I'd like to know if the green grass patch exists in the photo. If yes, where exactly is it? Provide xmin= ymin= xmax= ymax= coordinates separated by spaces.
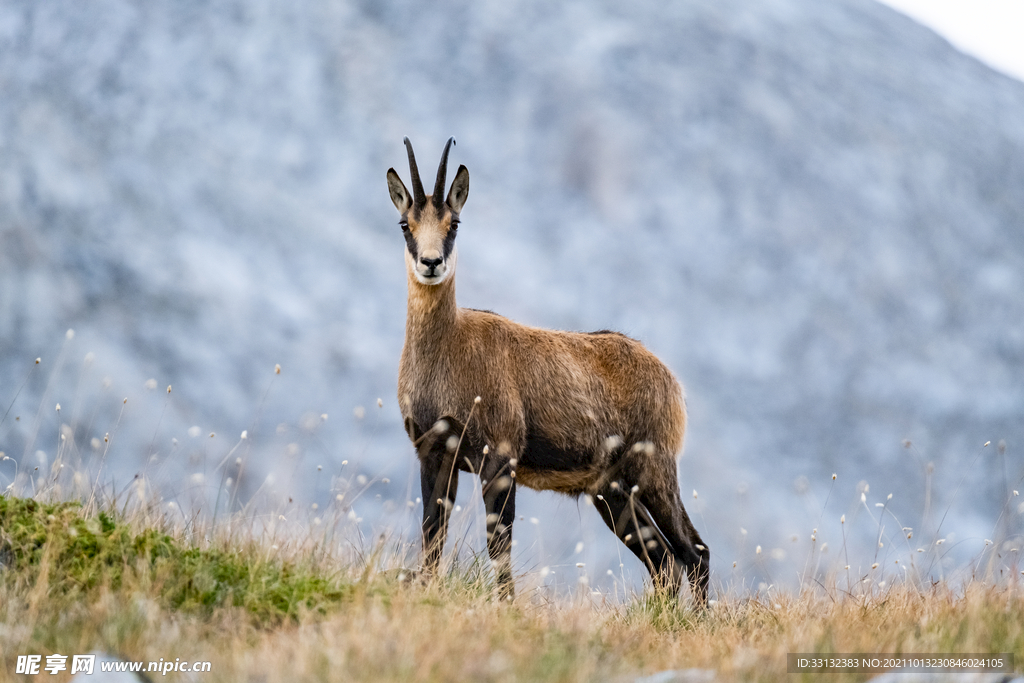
xmin=0 ymin=496 xmax=353 ymax=624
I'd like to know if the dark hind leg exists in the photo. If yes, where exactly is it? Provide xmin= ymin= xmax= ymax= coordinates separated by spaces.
xmin=635 ymin=476 xmax=710 ymax=605
xmin=593 ymin=481 xmax=683 ymax=593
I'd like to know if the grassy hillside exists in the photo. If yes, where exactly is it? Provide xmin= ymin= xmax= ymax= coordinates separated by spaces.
xmin=1 ymin=495 xmax=1021 ymax=682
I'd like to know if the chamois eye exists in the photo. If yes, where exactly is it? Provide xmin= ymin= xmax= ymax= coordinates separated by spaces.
xmin=399 ymin=221 xmax=409 ymax=232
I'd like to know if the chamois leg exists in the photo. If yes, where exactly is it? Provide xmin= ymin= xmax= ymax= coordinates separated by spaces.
xmin=481 ymin=458 xmax=517 ymax=601
xmin=637 ymin=480 xmax=710 ymax=605
xmin=419 ymin=438 xmax=460 ymax=580
xmin=594 ymin=482 xmax=682 ymax=594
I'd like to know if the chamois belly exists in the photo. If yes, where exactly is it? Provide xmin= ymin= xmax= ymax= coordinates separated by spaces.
xmin=516 ymin=430 xmax=602 ymax=494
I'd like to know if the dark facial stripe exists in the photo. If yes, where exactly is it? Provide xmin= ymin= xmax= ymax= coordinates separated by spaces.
xmin=401 ymin=212 xmax=419 ymax=261
xmin=403 ymin=226 xmax=419 ymax=261
xmin=442 ymin=218 xmax=458 ymax=260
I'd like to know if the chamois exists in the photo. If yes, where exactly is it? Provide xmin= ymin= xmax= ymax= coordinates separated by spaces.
xmin=386 ymin=137 xmax=709 ymax=603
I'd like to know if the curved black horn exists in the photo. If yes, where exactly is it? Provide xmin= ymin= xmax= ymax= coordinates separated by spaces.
xmin=433 ymin=137 xmax=455 ymax=212
xmin=404 ymin=137 xmax=426 ymax=208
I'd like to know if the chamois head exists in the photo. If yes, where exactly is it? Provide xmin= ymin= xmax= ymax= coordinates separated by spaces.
xmin=387 ymin=137 xmax=469 ymax=285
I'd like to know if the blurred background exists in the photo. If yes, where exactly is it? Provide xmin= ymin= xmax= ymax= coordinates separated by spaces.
xmin=1 ymin=0 xmax=1022 ymax=596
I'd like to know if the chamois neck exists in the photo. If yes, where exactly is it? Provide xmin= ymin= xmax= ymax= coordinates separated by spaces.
xmin=405 ymin=270 xmax=458 ymax=349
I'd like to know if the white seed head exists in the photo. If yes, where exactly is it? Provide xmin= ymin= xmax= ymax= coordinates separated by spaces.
xmin=530 ymin=517 xmax=539 ymax=525
xmin=695 ymin=544 xmax=705 ymax=551
xmin=275 ymin=364 xmax=281 ymax=374
xmin=576 ymin=562 xmax=584 ymax=568
xmin=317 ymin=465 xmax=322 ymax=471
xmin=166 ymin=385 xmax=172 ymax=394
xmin=984 ymin=441 xmax=991 ymax=447
xmin=832 ymin=473 xmax=836 ymax=480
xmin=861 ymin=492 xmax=867 ymax=503
xmin=210 ymin=432 xmax=215 ymax=438
xmin=474 ymin=396 xmax=481 ymax=404
xmin=603 ymin=435 xmax=623 ymax=452
xmin=377 ymin=398 xmax=383 ymax=408
xmin=483 ymin=445 xmax=490 ymax=455
xmin=55 ymin=403 xmax=60 ymax=412
xmin=624 ymin=534 xmax=633 ymax=542
xmin=433 ymin=420 xmax=449 ymax=434
xmin=145 ymin=378 xmax=157 ymax=390
xmin=692 ymin=489 xmax=698 ymax=499
xmin=35 ymin=357 xmax=41 ymax=364
xmin=756 ymin=545 xmax=762 ymax=554
xmin=840 ymin=515 xmax=845 ymax=524
xmin=887 ymin=493 xmax=892 ymax=500
xmin=872 ymin=563 xmax=879 ymax=569
xmin=631 ymin=485 xmax=639 ymax=493
xmin=241 ymin=430 xmax=248 ymax=439
xmin=66 ymin=328 xmax=75 ymax=340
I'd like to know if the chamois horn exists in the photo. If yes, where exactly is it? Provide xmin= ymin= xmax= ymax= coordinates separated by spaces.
xmin=404 ymin=137 xmax=426 ymax=208
xmin=433 ymin=137 xmax=455 ymax=213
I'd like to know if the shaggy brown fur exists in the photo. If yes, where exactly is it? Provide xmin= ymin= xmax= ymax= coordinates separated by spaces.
xmin=386 ymin=138 xmax=709 ymax=603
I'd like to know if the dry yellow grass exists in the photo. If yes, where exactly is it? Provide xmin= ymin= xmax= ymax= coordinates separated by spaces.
xmin=1 ymin=496 xmax=1021 ymax=683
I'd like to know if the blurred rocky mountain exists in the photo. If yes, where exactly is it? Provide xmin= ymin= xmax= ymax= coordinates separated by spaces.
xmin=1 ymin=0 xmax=1021 ymax=588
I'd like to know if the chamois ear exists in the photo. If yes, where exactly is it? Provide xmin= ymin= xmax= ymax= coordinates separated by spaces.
xmin=446 ymin=165 xmax=469 ymax=215
xmin=387 ymin=168 xmax=412 ymax=213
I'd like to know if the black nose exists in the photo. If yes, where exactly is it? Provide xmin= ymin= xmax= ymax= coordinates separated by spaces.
xmin=420 ymin=256 xmax=443 ymax=270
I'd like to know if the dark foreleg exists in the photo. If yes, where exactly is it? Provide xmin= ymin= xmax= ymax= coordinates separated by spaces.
xmin=419 ymin=437 xmax=460 ymax=578
xmin=481 ymin=459 xmax=517 ymax=600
